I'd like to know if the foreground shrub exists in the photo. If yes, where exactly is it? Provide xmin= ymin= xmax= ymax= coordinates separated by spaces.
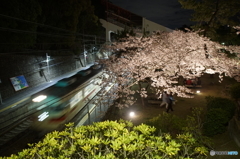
xmin=2 ymin=120 xmax=208 ymax=159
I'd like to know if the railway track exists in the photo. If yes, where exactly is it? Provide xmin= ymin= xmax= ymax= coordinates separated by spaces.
xmin=0 ymin=123 xmax=42 ymax=157
xmin=0 ymin=68 xmax=114 ymax=157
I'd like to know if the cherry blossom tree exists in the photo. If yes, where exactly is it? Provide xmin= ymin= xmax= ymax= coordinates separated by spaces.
xmin=99 ymin=30 xmax=240 ymax=108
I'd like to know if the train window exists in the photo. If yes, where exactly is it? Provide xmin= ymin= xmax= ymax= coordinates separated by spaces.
xmin=55 ymin=77 xmax=77 ymax=87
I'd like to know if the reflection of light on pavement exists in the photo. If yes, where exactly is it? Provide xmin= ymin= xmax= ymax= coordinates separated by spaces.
xmin=38 ymin=112 xmax=49 ymax=121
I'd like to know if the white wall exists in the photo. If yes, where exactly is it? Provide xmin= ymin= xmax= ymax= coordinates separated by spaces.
xmin=100 ymin=19 xmax=124 ymax=42
xmin=142 ymin=18 xmax=173 ymax=34
xmin=100 ymin=18 xmax=173 ymax=42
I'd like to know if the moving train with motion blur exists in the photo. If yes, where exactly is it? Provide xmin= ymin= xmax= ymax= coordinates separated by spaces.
xmin=29 ymin=64 xmax=114 ymax=131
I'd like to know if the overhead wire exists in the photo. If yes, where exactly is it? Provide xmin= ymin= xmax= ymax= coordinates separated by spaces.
xmin=0 ymin=13 xmax=105 ymax=42
xmin=0 ymin=13 xmax=96 ymax=37
xmin=0 ymin=26 xmax=104 ymax=43
xmin=0 ymin=13 xmax=106 ymax=54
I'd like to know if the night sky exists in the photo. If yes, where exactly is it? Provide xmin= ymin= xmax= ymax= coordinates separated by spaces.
xmin=110 ymin=0 xmax=195 ymax=30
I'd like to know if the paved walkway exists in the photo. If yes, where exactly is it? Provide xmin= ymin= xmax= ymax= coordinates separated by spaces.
xmin=0 ymin=64 xmax=93 ymax=114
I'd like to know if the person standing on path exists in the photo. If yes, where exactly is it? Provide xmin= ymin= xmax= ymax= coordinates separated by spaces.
xmin=166 ymin=92 xmax=174 ymax=113
xmin=160 ymin=91 xmax=169 ymax=108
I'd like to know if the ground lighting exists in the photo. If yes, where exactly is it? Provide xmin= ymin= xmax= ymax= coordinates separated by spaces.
xmin=129 ymin=111 xmax=135 ymax=118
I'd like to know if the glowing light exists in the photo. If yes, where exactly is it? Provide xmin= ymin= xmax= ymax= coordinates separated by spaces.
xmin=196 ymin=90 xmax=200 ymax=93
xmin=129 ymin=112 xmax=135 ymax=118
xmin=32 ymin=95 xmax=47 ymax=102
xmin=38 ymin=111 xmax=49 ymax=121
xmin=205 ymin=69 xmax=215 ymax=74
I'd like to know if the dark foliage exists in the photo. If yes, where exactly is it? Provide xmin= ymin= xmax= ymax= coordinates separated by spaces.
xmin=205 ymin=96 xmax=236 ymax=120
xmin=230 ymin=83 xmax=240 ymax=100
xmin=203 ymin=96 xmax=236 ymax=136
xmin=203 ymin=108 xmax=229 ymax=137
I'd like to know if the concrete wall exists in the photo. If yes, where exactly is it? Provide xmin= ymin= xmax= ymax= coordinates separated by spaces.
xmin=0 ymin=52 xmax=96 ymax=100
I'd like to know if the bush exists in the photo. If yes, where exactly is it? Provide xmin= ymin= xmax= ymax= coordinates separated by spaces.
xmin=203 ymin=96 xmax=236 ymax=136
xmin=205 ymin=96 xmax=236 ymax=120
xmin=145 ymin=112 xmax=186 ymax=136
xmin=2 ymin=120 xmax=208 ymax=159
xmin=146 ymin=107 xmax=213 ymax=149
xmin=230 ymin=83 xmax=240 ymax=100
xmin=183 ymin=107 xmax=213 ymax=149
xmin=203 ymin=108 xmax=229 ymax=137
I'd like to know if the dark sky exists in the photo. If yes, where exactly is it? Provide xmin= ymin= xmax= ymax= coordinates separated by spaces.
xmin=110 ymin=0 xmax=195 ymax=30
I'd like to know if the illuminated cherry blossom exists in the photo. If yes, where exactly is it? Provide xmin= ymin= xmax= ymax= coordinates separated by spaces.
xmin=100 ymin=30 xmax=240 ymax=108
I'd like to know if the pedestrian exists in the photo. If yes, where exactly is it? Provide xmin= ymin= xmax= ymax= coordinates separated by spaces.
xmin=166 ymin=92 xmax=174 ymax=112
xmin=197 ymin=78 xmax=201 ymax=85
xmin=160 ymin=91 xmax=168 ymax=108
xmin=192 ymin=78 xmax=197 ymax=87
xmin=183 ymin=79 xmax=187 ymax=85
xmin=186 ymin=79 xmax=192 ymax=85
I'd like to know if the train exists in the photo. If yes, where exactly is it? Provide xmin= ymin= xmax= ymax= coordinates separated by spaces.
xmin=29 ymin=64 xmax=114 ymax=131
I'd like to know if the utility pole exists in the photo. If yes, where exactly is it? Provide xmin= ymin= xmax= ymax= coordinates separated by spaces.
xmin=46 ymin=53 xmax=50 ymax=74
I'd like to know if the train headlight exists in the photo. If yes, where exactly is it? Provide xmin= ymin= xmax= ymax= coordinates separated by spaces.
xmin=32 ymin=95 xmax=47 ymax=102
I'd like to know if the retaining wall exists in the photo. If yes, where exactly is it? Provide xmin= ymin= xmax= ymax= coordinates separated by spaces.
xmin=0 ymin=52 xmax=96 ymax=100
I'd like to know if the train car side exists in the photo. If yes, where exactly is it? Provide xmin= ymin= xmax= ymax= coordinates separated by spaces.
xmin=29 ymin=65 xmax=107 ymax=131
